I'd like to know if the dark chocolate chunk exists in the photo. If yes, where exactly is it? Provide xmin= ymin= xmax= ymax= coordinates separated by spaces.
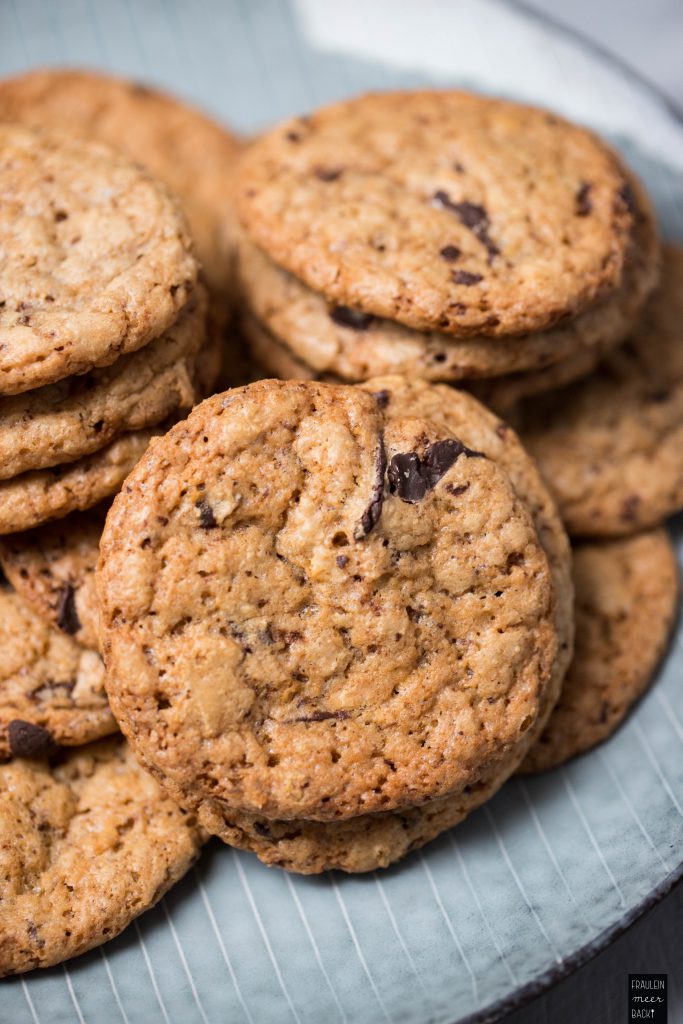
xmin=196 ymin=500 xmax=217 ymax=529
xmin=452 ymin=270 xmax=483 ymax=286
xmin=295 ymin=710 xmax=350 ymax=722
xmin=575 ymin=182 xmax=593 ymax=217
xmin=354 ymin=434 xmax=387 ymax=540
xmin=315 ymin=167 xmax=342 ymax=182
xmin=446 ymin=482 xmax=470 ymax=497
xmin=620 ymin=494 xmax=641 ymax=522
xmin=372 ymin=389 xmax=390 ymax=409
xmin=388 ymin=438 xmax=484 ymax=504
xmin=56 ymin=584 xmax=81 ymax=635
xmin=329 ymin=306 xmax=375 ymax=330
xmin=432 ymin=192 xmax=500 ymax=262
xmin=336 ymin=555 xmax=349 ymax=568
xmin=439 ymin=245 xmax=461 ymax=262
xmin=8 ymin=720 xmax=60 ymax=759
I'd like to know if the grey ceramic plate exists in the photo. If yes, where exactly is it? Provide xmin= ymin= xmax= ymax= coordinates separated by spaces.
xmin=2 ymin=2 xmax=683 ymax=1022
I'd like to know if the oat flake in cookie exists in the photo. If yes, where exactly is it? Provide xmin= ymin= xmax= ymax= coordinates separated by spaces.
xmin=0 ymin=736 xmax=204 ymax=975
xmin=0 ymin=124 xmax=197 ymax=395
xmin=98 ymin=379 xmax=557 ymax=827
xmin=0 ymin=586 xmax=115 ymax=760
xmin=236 ymin=91 xmax=643 ymax=337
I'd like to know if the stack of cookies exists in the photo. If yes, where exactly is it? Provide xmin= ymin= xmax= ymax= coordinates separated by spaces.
xmin=2 ymin=81 xmax=681 ymax=978
xmin=233 ymin=91 xmax=660 ymax=403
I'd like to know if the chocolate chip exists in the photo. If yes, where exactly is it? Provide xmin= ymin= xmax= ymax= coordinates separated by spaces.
xmin=439 ymin=245 xmax=461 ymax=262
xmin=27 ymin=922 xmax=45 ymax=950
xmin=196 ymin=500 xmax=217 ymax=529
xmin=620 ymin=494 xmax=641 ymax=522
xmin=54 ymin=210 xmax=68 ymax=222
xmin=295 ymin=710 xmax=350 ymax=722
xmin=56 ymin=585 xmax=81 ymax=635
xmin=286 ymin=131 xmax=301 ymax=143
xmin=575 ymin=182 xmax=593 ymax=216
xmin=616 ymin=182 xmax=637 ymax=215
xmin=254 ymin=821 xmax=272 ymax=837
xmin=432 ymin=192 xmax=500 ymax=262
xmin=8 ymin=720 xmax=60 ymax=759
xmin=315 ymin=167 xmax=342 ymax=182
xmin=446 ymin=482 xmax=470 ymax=496
xmin=336 ymin=555 xmax=349 ymax=568
xmin=388 ymin=439 xmax=484 ymax=503
xmin=354 ymin=434 xmax=387 ymax=540
xmin=452 ymin=270 xmax=483 ymax=286
xmin=329 ymin=306 xmax=375 ymax=330
xmin=372 ymin=389 xmax=390 ymax=409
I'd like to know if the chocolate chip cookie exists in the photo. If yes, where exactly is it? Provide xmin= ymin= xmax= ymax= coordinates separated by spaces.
xmin=236 ymin=91 xmax=650 ymax=338
xmin=0 ymin=507 xmax=104 ymax=651
xmin=0 ymin=427 xmax=159 ymax=535
xmin=0 ymin=288 xmax=206 ymax=480
xmin=517 ymin=244 xmax=683 ymax=536
xmin=521 ymin=529 xmax=678 ymax=772
xmin=98 ymin=379 xmax=558 ymax=827
xmin=0 ymin=585 xmax=115 ymax=759
xmin=0 ymin=124 xmax=197 ymax=396
xmin=0 ymin=736 xmax=204 ymax=974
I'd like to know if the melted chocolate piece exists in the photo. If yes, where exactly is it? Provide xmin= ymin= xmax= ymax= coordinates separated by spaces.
xmin=439 ymin=245 xmax=461 ymax=262
xmin=575 ymin=182 xmax=593 ymax=217
xmin=372 ymin=389 xmax=390 ymax=409
xmin=452 ymin=270 xmax=483 ymax=286
xmin=354 ymin=434 xmax=387 ymax=540
xmin=432 ymin=192 xmax=500 ymax=262
xmin=294 ymin=710 xmax=350 ymax=722
xmin=329 ymin=306 xmax=375 ymax=330
xmin=388 ymin=439 xmax=484 ymax=503
xmin=8 ymin=720 xmax=60 ymax=759
xmin=196 ymin=500 xmax=218 ymax=529
xmin=56 ymin=584 xmax=81 ymax=635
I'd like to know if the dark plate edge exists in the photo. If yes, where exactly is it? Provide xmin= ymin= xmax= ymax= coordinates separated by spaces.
xmin=454 ymin=3 xmax=683 ymax=1022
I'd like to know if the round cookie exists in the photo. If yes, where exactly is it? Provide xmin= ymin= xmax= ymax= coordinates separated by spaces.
xmin=236 ymin=90 xmax=646 ymax=337
xmin=0 ymin=124 xmax=197 ymax=396
xmin=0 ymin=427 xmax=159 ymax=535
xmin=190 ymin=376 xmax=576 ymax=873
xmin=0 ymin=68 xmax=241 ymax=299
xmin=0 ymin=507 xmax=104 ymax=651
xmin=0 ymin=736 xmax=204 ymax=975
xmin=0 ymin=586 xmax=114 ymax=760
xmin=516 ymin=244 xmax=683 ymax=536
xmin=0 ymin=288 xmax=206 ymax=480
xmin=520 ymin=529 xmax=678 ymax=773
xmin=98 ymin=379 xmax=558 ymax=824
xmin=236 ymin=201 xmax=657 ymax=380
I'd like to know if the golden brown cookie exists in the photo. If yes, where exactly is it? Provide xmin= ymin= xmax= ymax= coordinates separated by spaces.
xmin=516 ymin=245 xmax=683 ymax=536
xmin=98 ymin=379 xmax=558 ymax=828
xmin=0 ymin=124 xmax=197 ymax=396
xmin=0 ymin=736 xmax=204 ymax=975
xmin=0 ymin=68 xmax=241 ymax=298
xmin=520 ymin=529 xmax=678 ymax=772
xmin=0 ymin=585 xmax=115 ymax=759
xmin=0 ymin=288 xmax=206 ymax=480
xmin=0 ymin=427 xmax=158 ymax=535
xmin=0 ymin=508 xmax=104 ymax=651
xmin=236 ymin=91 xmax=649 ymax=338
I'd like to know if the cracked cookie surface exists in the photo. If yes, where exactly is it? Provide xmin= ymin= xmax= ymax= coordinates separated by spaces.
xmin=0 ymin=736 xmax=204 ymax=975
xmin=236 ymin=91 xmax=645 ymax=337
xmin=520 ymin=529 xmax=678 ymax=772
xmin=98 ymin=379 xmax=558 ymax=824
xmin=517 ymin=245 xmax=683 ymax=536
xmin=0 ymin=585 xmax=115 ymax=759
xmin=0 ymin=124 xmax=197 ymax=395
